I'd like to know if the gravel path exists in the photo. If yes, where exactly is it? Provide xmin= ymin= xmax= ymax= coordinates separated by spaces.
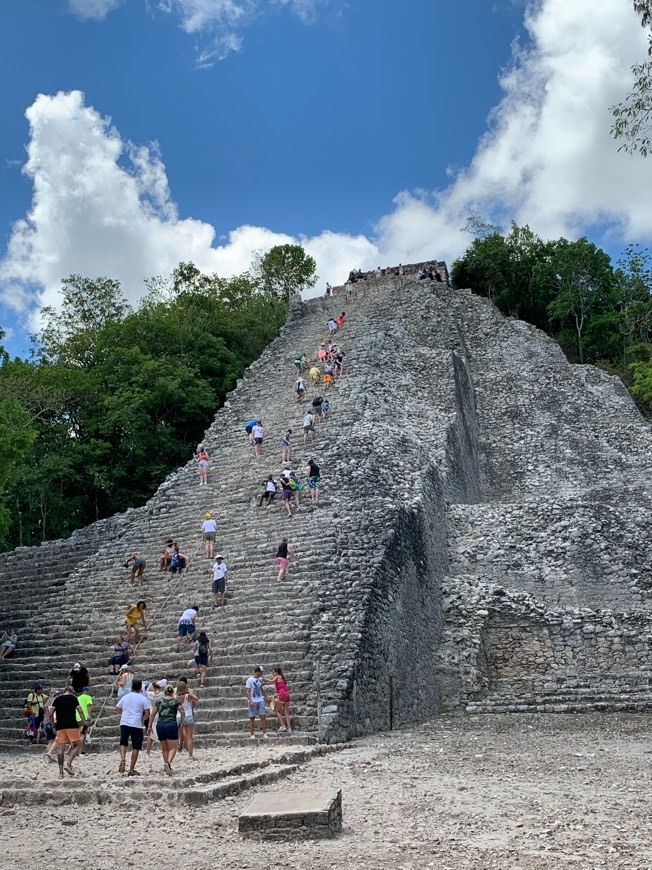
xmin=2 ymin=713 xmax=650 ymax=868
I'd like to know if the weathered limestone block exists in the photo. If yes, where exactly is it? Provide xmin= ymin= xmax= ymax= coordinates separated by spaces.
xmin=238 ymin=789 xmax=342 ymax=840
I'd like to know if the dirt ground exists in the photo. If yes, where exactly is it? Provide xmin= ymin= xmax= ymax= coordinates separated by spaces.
xmin=2 ymin=713 xmax=651 ymax=869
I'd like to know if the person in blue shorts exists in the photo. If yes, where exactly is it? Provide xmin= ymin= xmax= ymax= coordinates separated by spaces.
xmin=176 ymin=605 xmax=199 ymax=651
xmin=246 ymin=665 xmax=268 ymax=740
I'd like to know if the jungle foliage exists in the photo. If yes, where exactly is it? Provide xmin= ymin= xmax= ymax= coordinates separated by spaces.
xmin=0 ymin=246 xmax=309 ymax=548
xmin=451 ymin=223 xmax=652 ymax=411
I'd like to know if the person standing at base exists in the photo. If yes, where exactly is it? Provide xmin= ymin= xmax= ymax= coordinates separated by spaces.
xmin=212 ymin=555 xmax=228 ymax=607
xmin=267 ymin=667 xmax=292 ymax=733
xmin=24 ymin=682 xmax=47 ymax=741
xmin=51 ymin=687 xmax=87 ymax=778
xmin=115 ymin=678 xmax=151 ymax=776
xmin=76 ymin=686 xmax=94 ymax=751
xmin=148 ymin=683 xmax=184 ymax=775
xmin=246 ymin=666 xmax=268 ymax=740
xmin=202 ymin=513 xmax=217 ymax=559
xmin=276 ymin=537 xmax=294 ymax=581
xmin=43 ymin=690 xmax=60 ymax=761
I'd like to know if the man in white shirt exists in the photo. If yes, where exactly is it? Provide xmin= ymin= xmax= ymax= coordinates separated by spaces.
xmin=245 ymin=666 xmax=268 ymax=740
xmin=115 ymin=679 xmax=151 ymax=777
xmin=202 ymin=512 xmax=217 ymax=558
xmin=252 ymin=422 xmax=264 ymax=456
xmin=212 ymin=555 xmax=228 ymax=607
xmin=176 ymin=606 xmax=199 ymax=651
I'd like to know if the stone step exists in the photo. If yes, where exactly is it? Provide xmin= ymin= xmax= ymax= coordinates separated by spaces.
xmin=0 ymin=743 xmax=335 ymax=805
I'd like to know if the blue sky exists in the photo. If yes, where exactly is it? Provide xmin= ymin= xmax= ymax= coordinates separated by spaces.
xmin=0 ymin=0 xmax=651 ymax=358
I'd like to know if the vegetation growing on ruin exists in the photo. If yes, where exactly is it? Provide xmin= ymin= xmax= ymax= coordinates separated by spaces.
xmin=451 ymin=224 xmax=652 ymax=413
xmin=0 ymin=245 xmax=315 ymax=548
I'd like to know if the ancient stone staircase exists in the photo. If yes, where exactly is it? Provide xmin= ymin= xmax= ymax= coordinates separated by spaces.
xmin=0 ymin=274 xmax=469 ymax=749
xmin=2 ymin=273 xmax=652 ymax=754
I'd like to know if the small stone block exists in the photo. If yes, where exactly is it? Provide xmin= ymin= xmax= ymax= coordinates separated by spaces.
xmin=239 ymin=790 xmax=342 ymax=840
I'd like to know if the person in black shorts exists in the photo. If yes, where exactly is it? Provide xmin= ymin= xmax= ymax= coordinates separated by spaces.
xmin=115 ymin=679 xmax=152 ymax=776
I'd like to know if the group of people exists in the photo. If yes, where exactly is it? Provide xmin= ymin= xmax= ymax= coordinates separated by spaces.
xmin=24 ymin=655 xmax=292 ymax=777
xmin=9 ymin=291 xmax=358 ymax=771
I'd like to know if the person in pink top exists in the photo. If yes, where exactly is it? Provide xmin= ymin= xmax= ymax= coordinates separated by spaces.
xmin=267 ymin=666 xmax=292 ymax=733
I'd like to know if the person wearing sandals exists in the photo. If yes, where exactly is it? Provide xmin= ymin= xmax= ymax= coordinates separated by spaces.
xmin=176 ymin=678 xmax=199 ymax=761
xmin=148 ymin=683 xmax=184 ymax=775
xmin=51 ymin=687 xmax=87 ymax=778
xmin=267 ymin=666 xmax=292 ymax=733
xmin=193 ymin=632 xmax=212 ymax=687
xmin=145 ymin=679 xmax=165 ymax=755
xmin=116 ymin=678 xmax=151 ymax=777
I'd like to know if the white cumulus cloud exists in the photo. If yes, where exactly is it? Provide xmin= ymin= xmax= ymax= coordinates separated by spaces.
xmin=3 ymin=1 xmax=652 ymax=332
xmin=0 ymin=90 xmax=377 ymax=325
xmin=69 ymin=0 xmax=329 ymax=62
xmin=67 ymin=0 xmax=124 ymax=21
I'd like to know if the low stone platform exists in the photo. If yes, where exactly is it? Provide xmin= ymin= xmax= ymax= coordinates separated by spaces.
xmin=238 ymin=789 xmax=342 ymax=840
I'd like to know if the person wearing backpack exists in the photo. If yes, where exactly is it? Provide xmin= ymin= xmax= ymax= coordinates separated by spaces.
xmin=193 ymin=632 xmax=213 ymax=688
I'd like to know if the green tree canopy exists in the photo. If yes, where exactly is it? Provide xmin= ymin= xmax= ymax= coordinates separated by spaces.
xmin=253 ymin=244 xmax=317 ymax=302
xmin=0 ymin=262 xmax=288 ymax=549
xmin=611 ymin=2 xmax=652 ymax=155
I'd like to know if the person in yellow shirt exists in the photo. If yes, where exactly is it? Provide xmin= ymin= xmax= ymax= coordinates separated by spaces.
xmin=124 ymin=601 xmax=147 ymax=643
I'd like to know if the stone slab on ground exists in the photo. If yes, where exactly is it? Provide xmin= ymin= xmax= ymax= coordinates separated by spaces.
xmin=239 ymin=788 xmax=342 ymax=840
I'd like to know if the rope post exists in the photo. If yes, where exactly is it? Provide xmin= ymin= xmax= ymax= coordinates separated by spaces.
xmin=316 ymin=661 xmax=322 ymax=743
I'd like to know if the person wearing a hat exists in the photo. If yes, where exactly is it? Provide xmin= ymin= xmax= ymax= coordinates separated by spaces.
xmin=212 ymin=555 xmax=228 ymax=608
xmin=245 ymin=666 xmax=269 ymax=740
xmin=66 ymin=662 xmax=91 ymax=695
xmin=202 ymin=512 xmax=218 ymax=559
xmin=24 ymin=682 xmax=47 ymax=741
